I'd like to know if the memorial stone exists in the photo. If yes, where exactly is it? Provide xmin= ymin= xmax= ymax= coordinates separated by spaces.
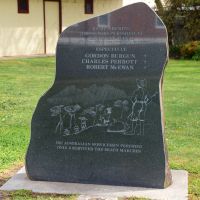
xmin=26 ymin=3 xmax=172 ymax=188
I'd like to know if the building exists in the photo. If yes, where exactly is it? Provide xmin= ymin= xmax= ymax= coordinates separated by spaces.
xmin=0 ymin=0 xmax=161 ymax=57
xmin=0 ymin=0 xmax=123 ymax=57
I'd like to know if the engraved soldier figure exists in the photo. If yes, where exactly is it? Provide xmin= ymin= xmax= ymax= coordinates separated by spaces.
xmin=127 ymin=79 xmax=157 ymax=135
xmin=128 ymin=79 xmax=146 ymax=135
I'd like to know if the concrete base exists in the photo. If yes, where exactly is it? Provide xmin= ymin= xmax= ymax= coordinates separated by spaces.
xmin=0 ymin=168 xmax=188 ymax=200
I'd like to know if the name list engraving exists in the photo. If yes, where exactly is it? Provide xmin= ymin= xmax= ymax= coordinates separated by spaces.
xmin=81 ymin=47 xmax=138 ymax=71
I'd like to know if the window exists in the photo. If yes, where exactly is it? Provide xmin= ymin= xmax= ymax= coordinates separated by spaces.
xmin=18 ymin=0 xmax=29 ymax=14
xmin=85 ymin=0 xmax=93 ymax=14
xmin=98 ymin=15 xmax=110 ymax=27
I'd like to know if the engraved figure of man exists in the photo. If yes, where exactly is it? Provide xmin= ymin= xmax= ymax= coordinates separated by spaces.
xmin=127 ymin=79 xmax=146 ymax=135
xmin=127 ymin=79 xmax=157 ymax=135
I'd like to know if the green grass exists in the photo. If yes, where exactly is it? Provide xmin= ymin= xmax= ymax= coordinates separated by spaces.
xmin=1 ymin=190 xmax=77 ymax=200
xmin=0 ymin=58 xmax=199 ymax=199
xmin=163 ymin=60 xmax=200 ymax=199
xmin=0 ymin=57 xmax=55 ymax=172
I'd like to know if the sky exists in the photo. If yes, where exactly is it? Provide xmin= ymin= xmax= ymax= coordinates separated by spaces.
xmin=123 ymin=0 xmax=156 ymax=8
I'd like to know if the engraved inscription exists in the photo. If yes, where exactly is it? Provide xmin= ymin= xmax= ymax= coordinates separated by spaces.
xmin=56 ymin=141 xmax=143 ymax=154
xmin=81 ymin=47 xmax=138 ymax=71
xmin=80 ymin=26 xmax=143 ymax=39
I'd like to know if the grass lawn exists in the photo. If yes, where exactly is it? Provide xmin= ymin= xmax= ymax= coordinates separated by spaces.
xmin=0 ymin=57 xmax=199 ymax=200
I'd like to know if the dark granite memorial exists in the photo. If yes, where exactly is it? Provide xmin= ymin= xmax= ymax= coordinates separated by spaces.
xmin=26 ymin=3 xmax=172 ymax=188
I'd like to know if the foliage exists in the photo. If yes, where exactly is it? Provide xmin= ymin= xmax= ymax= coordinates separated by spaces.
xmin=180 ymin=41 xmax=200 ymax=59
xmin=169 ymin=41 xmax=200 ymax=59
xmin=157 ymin=0 xmax=200 ymax=45
xmin=155 ymin=0 xmax=164 ymax=14
xmin=169 ymin=45 xmax=182 ymax=59
xmin=192 ymin=46 xmax=200 ymax=61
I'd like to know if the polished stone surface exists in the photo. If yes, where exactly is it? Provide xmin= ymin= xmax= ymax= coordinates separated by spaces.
xmin=0 ymin=168 xmax=188 ymax=200
xmin=26 ymin=3 xmax=172 ymax=188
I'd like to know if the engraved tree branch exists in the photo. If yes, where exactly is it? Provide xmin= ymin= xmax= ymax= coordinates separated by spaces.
xmin=64 ymin=104 xmax=81 ymax=131
xmin=50 ymin=105 xmax=64 ymax=134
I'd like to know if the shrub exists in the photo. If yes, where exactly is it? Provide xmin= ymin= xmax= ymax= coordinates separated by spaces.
xmin=180 ymin=41 xmax=200 ymax=59
xmin=169 ymin=45 xmax=182 ymax=59
xmin=192 ymin=46 xmax=200 ymax=61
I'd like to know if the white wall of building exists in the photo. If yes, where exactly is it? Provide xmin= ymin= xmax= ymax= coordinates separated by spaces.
xmin=0 ymin=0 xmax=44 ymax=57
xmin=62 ymin=0 xmax=123 ymax=30
xmin=0 ymin=0 xmax=123 ymax=57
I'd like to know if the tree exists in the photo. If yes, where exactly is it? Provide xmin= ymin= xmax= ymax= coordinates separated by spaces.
xmin=95 ymin=104 xmax=105 ymax=125
xmin=50 ymin=105 xmax=64 ymax=134
xmin=114 ymin=100 xmax=129 ymax=121
xmin=156 ymin=0 xmax=200 ymax=44
xmin=121 ymin=100 xmax=129 ymax=120
xmin=82 ymin=107 xmax=97 ymax=126
xmin=64 ymin=104 xmax=81 ymax=130
xmin=155 ymin=0 xmax=164 ymax=15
